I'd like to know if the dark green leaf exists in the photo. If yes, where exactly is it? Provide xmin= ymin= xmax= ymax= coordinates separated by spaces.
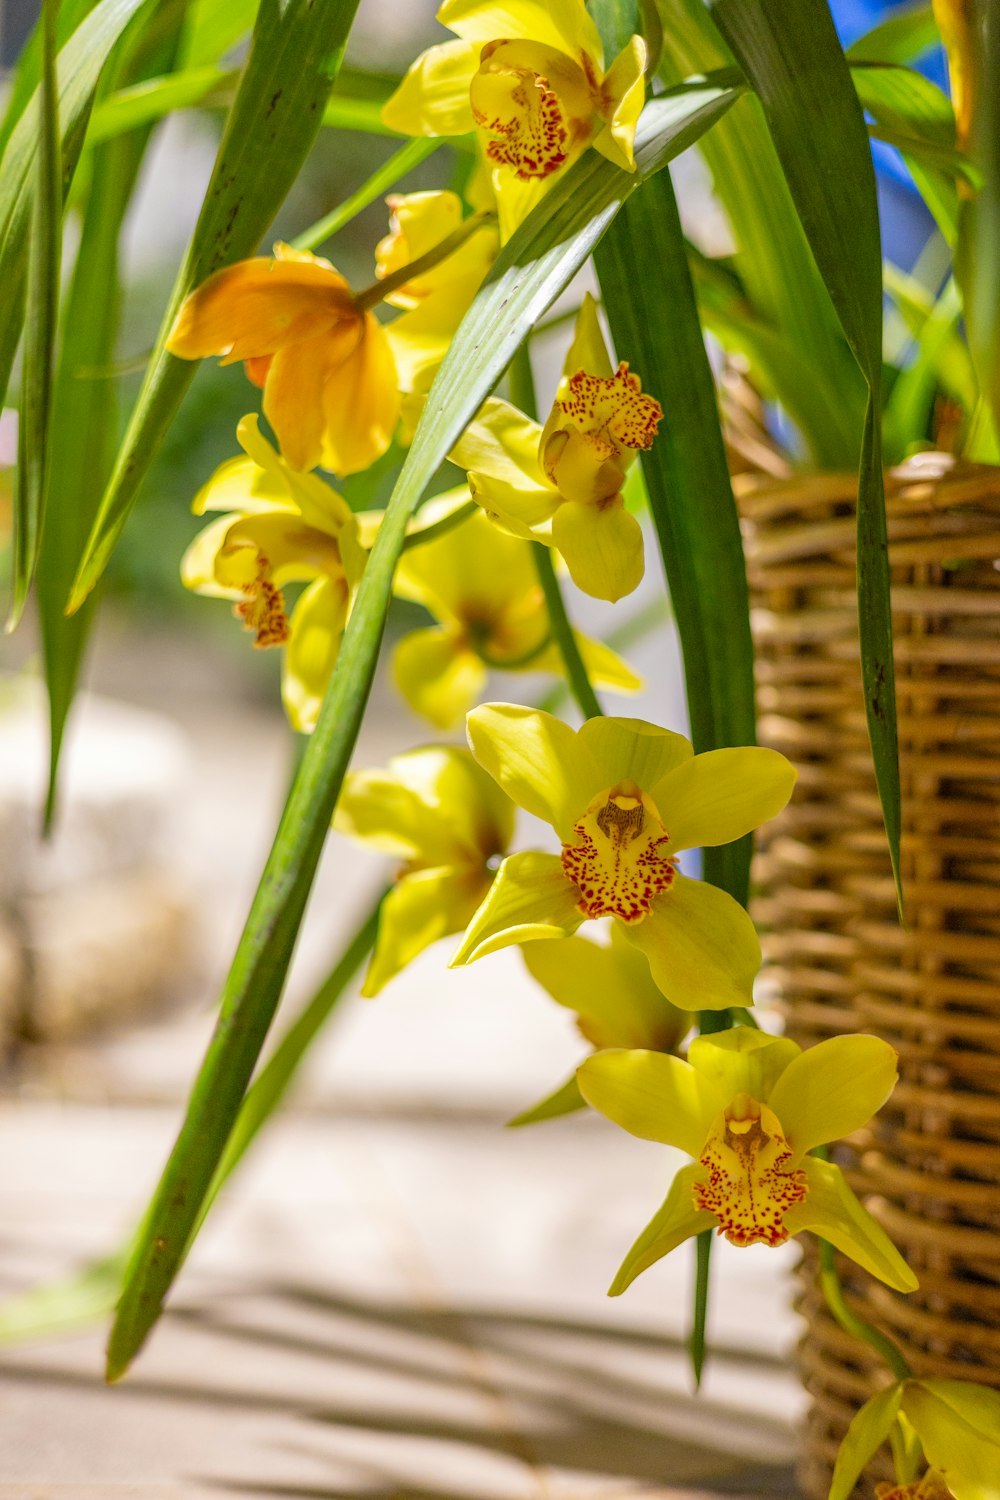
xmin=69 ymin=0 xmax=367 ymax=613
xmin=658 ymin=0 xmax=866 ymax=467
xmin=0 ymin=0 xmax=97 ymax=160
xmin=37 ymin=7 xmax=189 ymax=825
xmin=596 ymin=171 xmax=755 ymax=901
xmin=9 ymin=0 xmax=62 ymax=631
xmin=104 ymin=80 xmax=744 ymax=1383
xmin=708 ymin=0 xmax=902 ymax=906
xmin=954 ymin=0 xmax=1000 ymax=439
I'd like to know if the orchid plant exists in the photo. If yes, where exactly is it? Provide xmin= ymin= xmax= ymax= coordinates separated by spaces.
xmin=3 ymin=0 xmax=999 ymax=1494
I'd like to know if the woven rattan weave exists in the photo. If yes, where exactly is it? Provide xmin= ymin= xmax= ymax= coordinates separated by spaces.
xmin=736 ymin=453 xmax=1000 ymax=1497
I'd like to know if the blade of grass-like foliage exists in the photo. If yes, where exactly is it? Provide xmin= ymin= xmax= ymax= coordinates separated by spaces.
xmin=104 ymin=80 xmax=744 ymax=1383
xmin=0 ymin=892 xmax=381 ymax=1346
xmin=658 ymin=0 xmax=866 ymax=467
xmin=87 ymin=63 xmax=237 ymax=140
xmin=885 ymin=275 xmax=970 ymax=444
xmin=597 ymin=170 xmax=755 ymax=1389
xmin=37 ymin=9 xmax=190 ymax=825
xmin=845 ymin=2 xmax=939 ymax=65
xmin=179 ymin=0 xmax=259 ymax=67
xmin=68 ymin=0 xmax=366 ymax=614
xmin=293 ymin=138 xmax=441 ymax=252
xmin=9 ymin=0 xmax=62 ymax=632
xmin=708 ymin=0 xmax=902 ymax=907
xmin=0 ymin=0 xmax=152 ymax=442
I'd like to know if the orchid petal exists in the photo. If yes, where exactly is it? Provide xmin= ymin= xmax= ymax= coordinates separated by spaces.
xmin=282 ymin=576 xmax=349 ymax=733
xmin=576 ymin=715 xmax=692 ymax=792
xmin=523 ymin=931 xmax=688 ymax=1051
xmin=166 ymin=255 xmax=353 ymax=362
xmin=364 ymin=866 xmax=488 ymax=996
xmin=577 ymin=1049 xmax=723 ymax=1157
xmin=392 ymin=628 xmax=487 ymax=730
xmin=438 ymin=0 xmax=603 ymax=66
xmin=593 ymin=36 xmax=646 ymax=172
xmin=559 ymin=292 xmax=613 ymax=381
xmin=624 ymin=873 xmax=761 ymax=1012
xmin=192 ymin=453 xmax=292 ymax=517
xmin=467 ymin=702 xmax=598 ymax=840
xmin=319 ymin=315 xmax=400 ymax=477
xmin=784 ymin=1158 xmax=918 ymax=1292
xmin=380 ymin=39 xmax=478 ymax=136
xmin=651 ymin=747 xmax=797 ymax=853
xmin=181 ymin=515 xmax=243 ymax=598
xmin=451 ymin=397 xmax=547 ymax=488
xmin=532 ymin=631 xmax=643 ymax=695
xmin=768 ymin=1035 xmax=899 ymax=1161
xmin=687 ymin=1029 xmax=801 ymax=1107
xmin=606 ymin=1164 xmax=715 ymax=1295
xmin=450 ymin=850 xmax=583 ymax=964
xmin=551 ymin=497 xmax=644 ymax=601
xmin=902 ymin=1384 xmax=1000 ymax=1500
xmin=263 ymin=332 xmax=334 ymax=473
xmin=828 ymin=1385 xmax=904 ymax=1500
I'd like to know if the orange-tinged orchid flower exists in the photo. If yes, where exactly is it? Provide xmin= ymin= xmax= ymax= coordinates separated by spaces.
xmin=167 ymin=243 xmax=398 ymax=477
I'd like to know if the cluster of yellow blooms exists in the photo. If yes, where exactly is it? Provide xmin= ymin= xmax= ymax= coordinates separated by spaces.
xmin=166 ymin=3 xmax=999 ymax=1493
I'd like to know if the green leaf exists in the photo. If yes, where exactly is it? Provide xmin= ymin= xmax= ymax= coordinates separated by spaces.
xmin=68 ymin=0 xmax=367 ymax=614
xmin=853 ymin=61 xmax=956 ymax=147
xmin=0 ymin=1251 xmax=127 ymax=1345
xmin=0 ymin=0 xmax=98 ymax=160
xmin=179 ymin=0 xmax=259 ymax=67
xmin=37 ymin=8 xmax=189 ymax=825
xmin=104 ymin=80 xmax=743 ymax=1383
xmin=708 ymin=0 xmax=902 ymax=908
xmin=845 ymin=2 xmax=939 ymax=65
xmin=596 ymin=171 xmax=755 ymax=902
xmin=9 ymin=0 xmax=63 ymax=632
xmin=0 ymin=0 xmax=152 ymax=445
xmin=87 ymin=64 xmax=236 ymax=142
xmin=657 ymin=0 xmax=867 ymax=467
xmin=885 ymin=275 xmax=975 ymax=446
xmin=828 ymin=1384 xmax=904 ymax=1500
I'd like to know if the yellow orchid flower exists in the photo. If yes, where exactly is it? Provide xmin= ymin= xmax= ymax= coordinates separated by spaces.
xmin=577 ymin=1029 xmax=918 ymax=1294
xmin=334 ymin=745 xmax=514 ymax=996
xmin=167 ymin=242 xmax=398 ymax=476
xmin=391 ymin=508 xmax=642 ymax=728
xmin=180 ymin=414 xmax=364 ymax=733
xmin=832 ymin=1377 xmax=1000 ymax=1500
xmin=452 ymin=703 xmax=796 ymax=1012
xmin=450 ymin=295 xmax=661 ymax=601
xmin=167 ymin=194 xmax=497 ymax=475
xmin=511 ymin=926 xmax=690 ymax=1126
xmin=381 ymin=0 xmax=647 ymax=236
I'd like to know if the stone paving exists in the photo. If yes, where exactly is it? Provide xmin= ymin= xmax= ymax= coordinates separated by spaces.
xmin=0 ymin=614 xmax=805 ymax=1497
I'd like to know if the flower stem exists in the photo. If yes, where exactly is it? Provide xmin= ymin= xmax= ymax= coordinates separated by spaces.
xmin=354 ymin=208 xmax=495 ymax=312
xmin=292 ymin=139 xmax=441 ymax=254
xmin=508 ymin=342 xmax=604 ymax=722
xmin=817 ymin=1234 xmax=912 ymax=1384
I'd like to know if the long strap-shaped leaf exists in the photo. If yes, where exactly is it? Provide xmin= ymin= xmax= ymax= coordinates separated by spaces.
xmin=595 ymin=169 xmax=756 ymax=1387
xmin=68 ymin=0 xmax=364 ymax=613
xmin=9 ymin=0 xmax=62 ymax=631
xmin=38 ymin=7 xmax=190 ymax=824
xmin=104 ymin=80 xmax=743 ymax=1383
xmin=0 ymin=0 xmax=152 ymax=434
xmin=708 ymin=0 xmax=903 ymax=904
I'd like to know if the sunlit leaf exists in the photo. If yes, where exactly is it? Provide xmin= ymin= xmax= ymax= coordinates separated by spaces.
xmin=708 ymin=0 xmax=902 ymax=906
xmin=845 ymin=2 xmax=939 ymax=65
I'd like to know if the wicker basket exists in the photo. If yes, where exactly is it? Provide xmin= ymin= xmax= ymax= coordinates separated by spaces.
xmin=736 ymin=453 xmax=1000 ymax=1498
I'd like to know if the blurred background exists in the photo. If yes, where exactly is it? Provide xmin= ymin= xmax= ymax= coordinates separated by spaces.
xmin=0 ymin=1 xmax=945 ymax=1495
